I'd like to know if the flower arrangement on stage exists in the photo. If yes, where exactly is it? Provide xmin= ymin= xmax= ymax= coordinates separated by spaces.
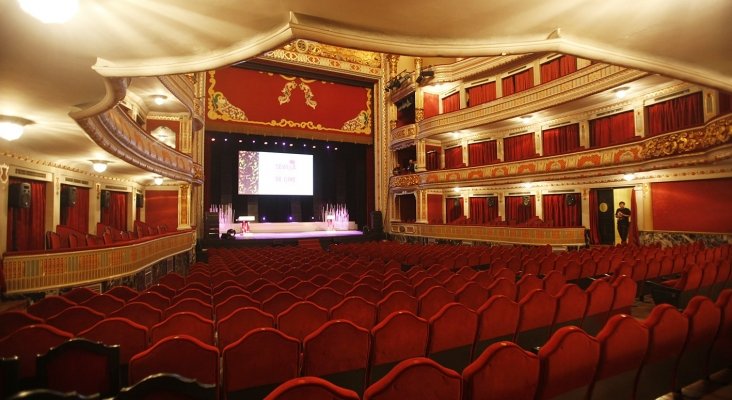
xmin=322 ymin=203 xmax=349 ymax=230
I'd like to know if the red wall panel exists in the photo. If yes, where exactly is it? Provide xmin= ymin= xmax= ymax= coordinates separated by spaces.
xmin=651 ymin=178 xmax=732 ymax=233
xmin=145 ymin=190 xmax=178 ymax=231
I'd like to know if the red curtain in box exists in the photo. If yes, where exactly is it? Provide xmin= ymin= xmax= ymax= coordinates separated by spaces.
xmin=469 ymin=197 xmax=498 ymax=224
xmin=589 ymin=111 xmax=635 ymax=148
xmin=542 ymin=194 xmax=582 ymax=227
xmin=423 ymin=92 xmax=440 ymax=119
xmin=101 ymin=191 xmax=128 ymax=232
xmin=444 ymin=146 xmax=464 ymax=168
xmin=720 ymin=92 xmax=731 ymax=114
xmin=645 ymin=92 xmax=704 ymax=136
xmin=467 ymin=81 xmax=496 ymax=107
xmin=468 ymin=141 xmax=498 ymax=166
xmin=442 ymin=92 xmax=461 ymax=114
xmin=629 ymin=190 xmax=639 ymax=245
xmin=145 ymin=190 xmax=179 ymax=232
xmin=446 ymin=197 xmax=464 ymax=223
xmin=589 ymin=189 xmax=601 ymax=244
xmin=503 ymin=133 xmax=536 ymax=162
xmin=651 ymin=178 xmax=732 ymax=233
xmin=427 ymin=194 xmax=444 ymax=224
xmin=540 ymin=55 xmax=577 ymax=83
xmin=398 ymin=194 xmax=416 ymax=222
xmin=6 ymin=178 xmax=46 ymax=252
xmin=61 ymin=185 xmax=89 ymax=234
xmin=505 ymin=195 xmax=535 ymax=225
xmin=426 ymin=146 xmax=442 ymax=170
xmin=502 ymin=68 xmax=534 ymax=96
xmin=542 ymin=123 xmax=580 ymax=156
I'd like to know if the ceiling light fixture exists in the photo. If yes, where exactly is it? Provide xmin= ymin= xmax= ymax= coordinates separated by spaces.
xmin=520 ymin=115 xmax=533 ymax=124
xmin=154 ymin=176 xmax=164 ymax=185
xmin=152 ymin=95 xmax=167 ymax=105
xmin=614 ymin=87 xmax=629 ymax=99
xmin=18 ymin=0 xmax=79 ymax=24
xmin=90 ymin=160 xmax=110 ymax=173
xmin=0 ymin=115 xmax=33 ymax=141
xmin=623 ymin=173 xmax=636 ymax=181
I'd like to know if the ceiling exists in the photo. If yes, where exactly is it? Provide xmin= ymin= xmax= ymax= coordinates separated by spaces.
xmin=1 ymin=0 xmax=730 ymax=182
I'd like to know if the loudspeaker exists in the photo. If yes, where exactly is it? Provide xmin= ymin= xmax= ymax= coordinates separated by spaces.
xmin=9 ymin=182 xmax=31 ymax=208
xmin=136 ymin=193 xmax=144 ymax=208
xmin=370 ymin=210 xmax=383 ymax=232
xmin=61 ymin=186 xmax=77 ymax=207
xmin=100 ymin=190 xmax=111 ymax=209
xmin=566 ymin=193 xmax=577 ymax=206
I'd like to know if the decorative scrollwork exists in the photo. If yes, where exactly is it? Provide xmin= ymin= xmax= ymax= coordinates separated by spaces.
xmin=389 ymin=174 xmax=420 ymax=188
xmin=641 ymin=116 xmax=731 ymax=159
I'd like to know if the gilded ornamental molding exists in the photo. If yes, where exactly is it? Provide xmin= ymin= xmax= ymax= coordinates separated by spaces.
xmin=640 ymin=116 xmax=731 ymax=159
xmin=261 ymin=39 xmax=382 ymax=77
xmin=389 ymin=174 xmax=420 ymax=188
xmin=390 ymin=223 xmax=586 ymax=246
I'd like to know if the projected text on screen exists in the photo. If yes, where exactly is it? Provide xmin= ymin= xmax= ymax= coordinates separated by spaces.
xmin=238 ymin=151 xmax=313 ymax=195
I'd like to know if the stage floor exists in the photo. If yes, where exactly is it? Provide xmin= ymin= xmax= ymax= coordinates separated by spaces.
xmin=232 ymin=230 xmax=364 ymax=240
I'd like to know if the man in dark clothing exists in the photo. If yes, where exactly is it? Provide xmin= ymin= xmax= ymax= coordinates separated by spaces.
xmin=615 ymin=201 xmax=631 ymax=244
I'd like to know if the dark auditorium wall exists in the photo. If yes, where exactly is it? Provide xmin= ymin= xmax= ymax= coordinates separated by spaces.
xmin=144 ymin=190 xmax=179 ymax=231
xmin=651 ymin=178 xmax=732 ymax=233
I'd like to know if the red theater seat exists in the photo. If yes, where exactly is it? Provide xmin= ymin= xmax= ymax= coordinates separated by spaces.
xmin=0 ymin=324 xmax=73 ymax=381
xmin=609 ymin=275 xmax=636 ymax=316
xmin=109 ymin=302 xmax=162 ymax=329
xmin=427 ymin=302 xmax=478 ymax=373
xmin=277 ymin=301 xmax=329 ymax=341
xmin=0 ymin=311 xmax=44 ymax=338
xmin=105 ymin=286 xmax=138 ymax=303
xmin=146 ymin=284 xmax=176 ymax=300
xmin=45 ymin=306 xmax=105 ymax=336
xmin=61 ymin=287 xmax=97 ymax=304
xmin=675 ymin=296 xmax=721 ymax=394
xmin=376 ymin=291 xmax=417 ymax=322
xmin=212 ymin=284 xmax=249 ymax=305
xmin=222 ymin=328 xmax=300 ymax=400
xmin=363 ymin=357 xmax=461 ymax=400
xmin=307 ymin=287 xmax=345 ymax=310
xmin=536 ymin=326 xmax=600 ymax=400
xmin=709 ymin=289 xmax=732 ymax=374
xmin=648 ymin=264 xmax=702 ymax=309
xmin=149 ymin=312 xmax=214 ymax=346
xmin=215 ymin=294 xmax=260 ymax=321
xmin=261 ymin=291 xmax=302 ymax=317
xmin=217 ymin=307 xmax=274 ymax=350
xmin=163 ymin=298 xmax=213 ymax=320
xmin=80 ymin=294 xmax=125 ymax=316
xmin=262 ymin=376 xmax=359 ymax=400
xmin=114 ymin=373 xmax=215 ymax=400
xmin=129 ymin=291 xmax=170 ymax=311
xmin=473 ymin=295 xmax=520 ymax=360
xmin=486 ymin=277 xmax=517 ymax=300
xmin=417 ymin=286 xmax=454 ymax=319
xmin=78 ymin=317 xmax=148 ymax=384
xmin=516 ymin=289 xmax=556 ymax=351
xmin=369 ymin=311 xmax=428 ymax=385
xmin=128 ymin=335 xmax=219 ymax=386
xmin=455 ymin=281 xmax=490 ymax=311
xmin=581 ymin=279 xmax=614 ymax=335
xmin=552 ymin=284 xmax=587 ymax=333
xmin=27 ymin=296 xmax=76 ymax=320
xmin=516 ymin=274 xmax=544 ymax=302
xmin=462 ymin=341 xmax=539 ymax=400
xmin=171 ymin=288 xmax=211 ymax=305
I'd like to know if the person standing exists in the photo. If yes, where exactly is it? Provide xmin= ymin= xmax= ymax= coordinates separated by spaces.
xmin=615 ymin=201 xmax=631 ymax=244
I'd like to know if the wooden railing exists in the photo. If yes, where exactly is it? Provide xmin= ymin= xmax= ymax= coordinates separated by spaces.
xmin=1 ymin=230 xmax=196 ymax=295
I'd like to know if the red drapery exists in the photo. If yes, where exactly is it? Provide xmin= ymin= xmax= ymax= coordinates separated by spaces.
xmin=469 ymin=197 xmax=498 ymax=224
xmin=542 ymin=194 xmax=582 ymax=227
xmin=720 ymin=92 xmax=731 ymax=114
xmin=427 ymin=194 xmax=443 ymax=224
xmin=503 ymin=133 xmax=536 ymax=162
xmin=505 ymin=195 xmax=536 ymax=225
xmin=398 ymin=194 xmax=416 ymax=222
xmin=645 ymin=92 xmax=704 ymax=136
xmin=426 ymin=146 xmax=441 ymax=170
xmin=446 ymin=197 xmax=464 ymax=223
xmin=629 ymin=189 xmax=639 ymax=245
xmin=61 ymin=185 xmax=90 ymax=234
xmin=468 ymin=141 xmax=498 ymax=166
xmin=6 ymin=178 xmax=46 ymax=252
xmin=145 ymin=190 xmax=179 ymax=231
xmin=589 ymin=110 xmax=635 ymax=148
xmin=101 ymin=191 xmax=128 ymax=232
xmin=502 ymin=68 xmax=534 ymax=96
xmin=444 ymin=146 xmax=464 ymax=168
xmin=540 ymin=55 xmax=577 ymax=83
xmin=542 ymin=123 xmax=580 ymax=156
xmin=589 ymin=189 xmax=600 ymax=244
xmin=423 ymin=92 xmax=440 ymax=119
xmin=442 ymin=92 xmax=461 ymax=114
xmin=467 ymin=81 xmax=496 ymax=107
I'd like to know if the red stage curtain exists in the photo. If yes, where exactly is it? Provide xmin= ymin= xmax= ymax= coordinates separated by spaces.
xmin=442 ymin=92 xmax=461 ymax=113
xmin=589 ymin=189 xmax=600 ymax=244
xmin=427 ymin=194 xmax=444 ymax=224
xmin=444 ymin=146 xmax=464 ymax=168
xmin=6 ymin=178 xmax=46 ymax=252
xmin=542 ymin=123 xmax=580 ymax=156
xmin=61 ymin=186 xmax=90 ymax=234
xmin=589 ymin=110 xmax=635 ymax=148
xmin=503 ymin=133 xmax=536 ymax=162
xmin=629 ymin=189 xmax=639 ymax=245
xmin=540 ymin=55 xmax=577 ymax=83
xmin=502 ymin=68 xmax=534 ymax=96
xmin=101 ymin=191 xmax=128 ymax=232
xmin=542 ymin=194 xmax=582 ymax=227
xmin=468 ymin=140 xmax=498 ymax=166
xmin=423 ymin=92 xmax=440 ymax=119
xmin=505 ymin=195 xmax=535 ymax=225
xmin=645 ymin=92 xmax=703 ymax=136
xmin=426 ymin=146 xmax=441 ymax=170
xmin=467 ymin=81 xmax=496 ymax=107
xmin=446 ymin=197 xmax=464 ymax=223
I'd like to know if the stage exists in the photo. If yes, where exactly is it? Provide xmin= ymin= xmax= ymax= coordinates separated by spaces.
xmin=203 ymin=221 xmax=374 ymax=249
xmin=230 ymin=230 xmax=364 ymax=240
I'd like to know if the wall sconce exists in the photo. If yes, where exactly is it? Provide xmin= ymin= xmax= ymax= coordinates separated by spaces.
xmin=90 ymin=160 xmax=110 ymax=173
xmin=152 ymin=95 xmax=168 ymax=105
xmin=0 ymin=115 xmax=33 ymax=141
xmin=18 ymin=0 xmax=79 ymax=23
xmin=153 ymin=176 xmax=164 ymax=185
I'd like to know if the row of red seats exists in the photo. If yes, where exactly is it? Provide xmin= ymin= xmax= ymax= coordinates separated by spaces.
xmin=4 ymin=290 xmax=730 ymax=400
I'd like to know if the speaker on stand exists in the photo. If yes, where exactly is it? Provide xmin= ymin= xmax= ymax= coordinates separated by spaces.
xmin=9 ymin=182 xmax=31 ymax=208
xmin=370 ymin=210 xmax=383 ymax=232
